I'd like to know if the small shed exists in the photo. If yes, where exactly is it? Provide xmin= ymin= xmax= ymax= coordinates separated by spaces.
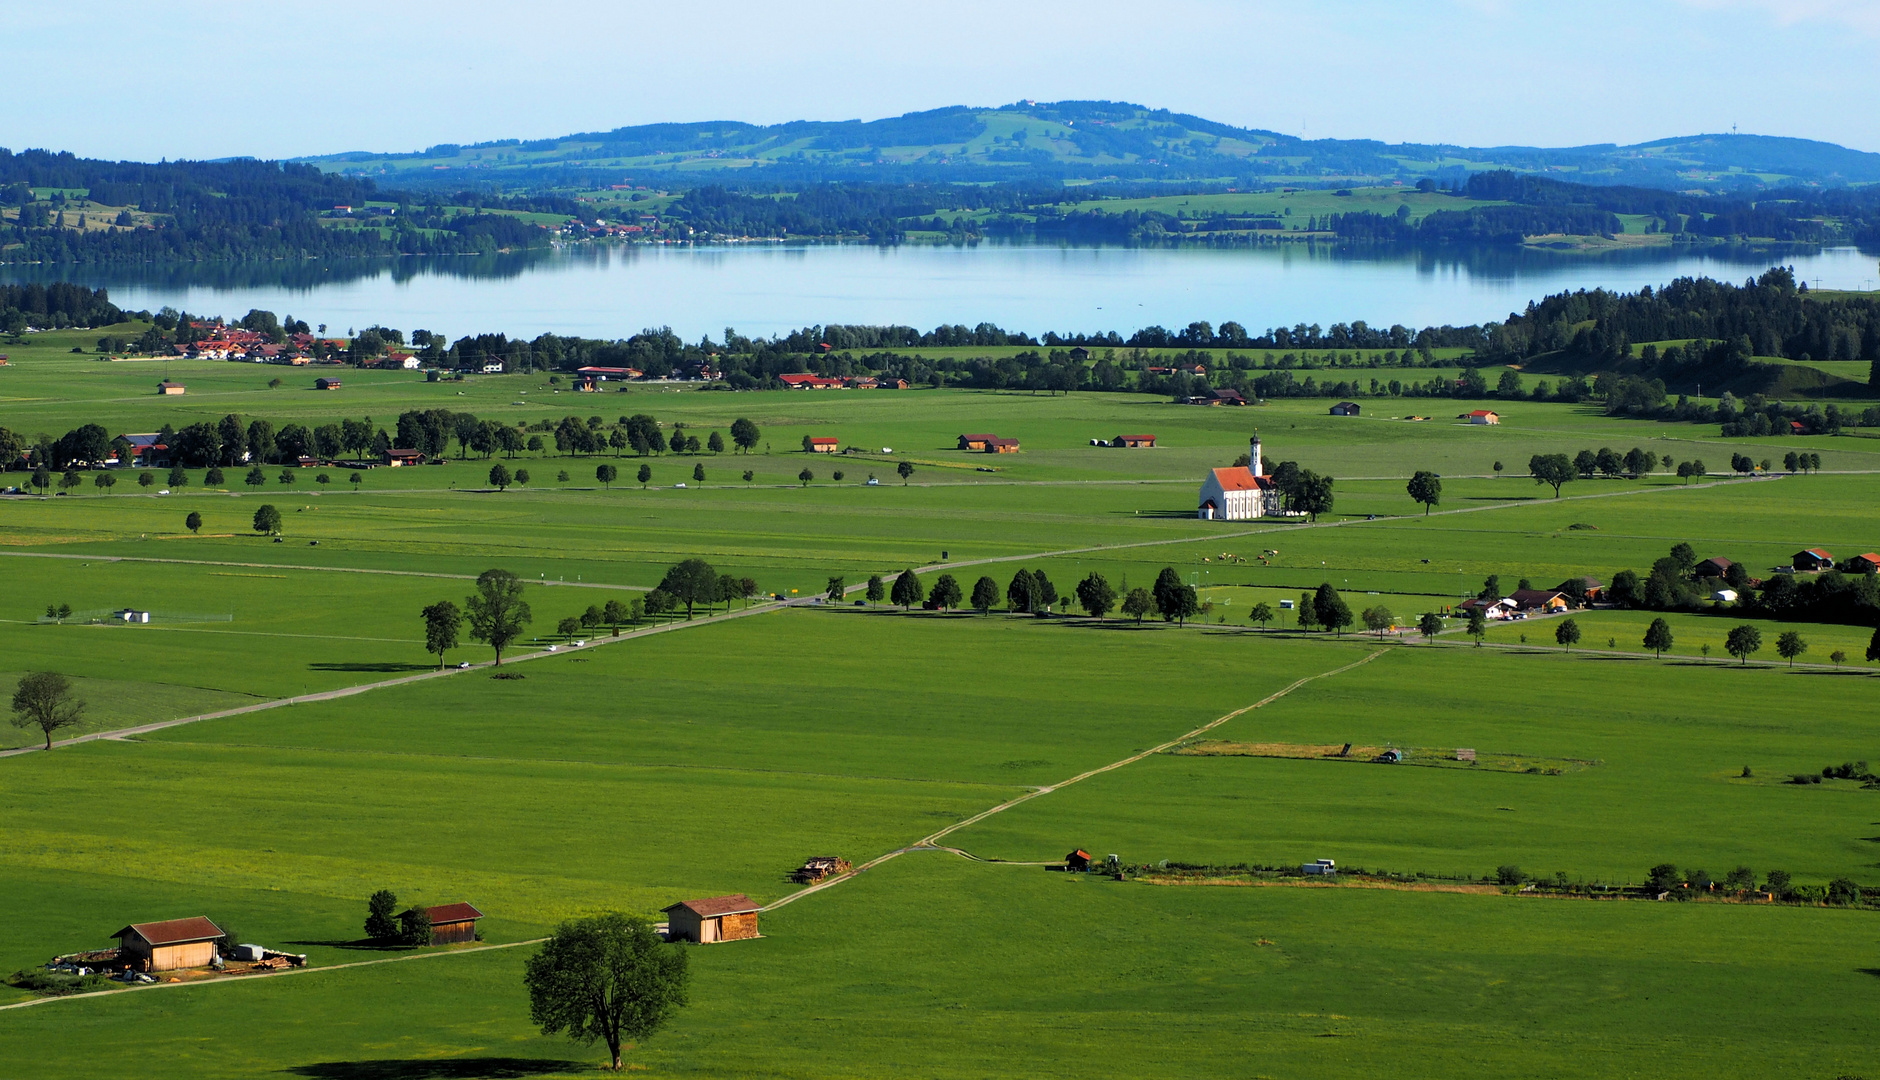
xmin=114 ymin=917 xmax=223 ymax=972
xmin=1067 ymin=346 xmax=1091 ymax=361
xmin=157 ymin=380 xmax=186 ymax=396
xmin=1066 ymin=849 xmax=1091 ymax=870
xmin=1329 ymin=401 xmax=1360 ymax=416
xmin=1113 ymin=434 xmax=1157 ymax=448
xmin=1793 ymin=548 xmax=1834 ymax=572
xmin=1464 ymin=410 xmax=1500 ymax=425
xmin=806 ymin=436 xmax=839 ymax=454
xmin=662 ymin=895 xmax=759 ymax=944
xmin=315 ymin=377 xmax=343 ymax=390
xmin=416 ymin=902 xmax=484 ymax=945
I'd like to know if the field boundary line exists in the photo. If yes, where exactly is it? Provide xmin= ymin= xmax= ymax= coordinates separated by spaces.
xmin=0 ymin=601 xmax=790 ymax=758
xmin=0 ymin=938 xmax=547 ymax=1013
xmin=761 ymin=648 xmax=1385 ymax=911
xmin=0 ymin=551 xmax=650 ymax=591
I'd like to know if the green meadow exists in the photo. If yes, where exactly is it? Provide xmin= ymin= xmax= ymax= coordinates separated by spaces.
xmin=2 ymin=343 xmax=1878 ymax=1078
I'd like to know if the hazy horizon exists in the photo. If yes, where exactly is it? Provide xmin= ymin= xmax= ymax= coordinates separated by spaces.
xmin=11 ymin=1 xmax=1880 ymax=163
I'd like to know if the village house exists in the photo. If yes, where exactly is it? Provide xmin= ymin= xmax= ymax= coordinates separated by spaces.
xmin=1112 ymin=434 xmax=1157 ymax=448
xmin=1553 ymin=576 xmax=1604 ymax=603
xmin=1459 ymin=596 xmax=1518 ymax=620
xmin=958 ymin=434 xmax=998 ymax=451
xmin=117 ymin=433 xmax=171 ymax=468
xmin=411 ymin=903 xmax=483 ymax=945
xmin=1793 ymin=548 xmax=1834 ymax=572
xmin=157 ymin=380 xmax=186 ymax=396
xmin=1198 ymin=435 xmax=1282 ymax=521
xmin=1463 ymin=410 xmax=1500 ymax=425
xmin=806 ymin=436 xmax=839 ymax=454
xmin=1846 ymin=553 xmax=1880 ymax=575
xmin=1329 ymin=401 xmax=1361 ymax=416
xmin=778 ymin=373 xmax=843 ymax=390
xmin=1508 ymin=589 xmax=1570 ymax=613
xmin=662 ymin=895 xmax=759 ymax=944
xmin=383 ymin=448 xmax=425 ymax=467
xmin=1694 ymin=557 xmax=1735 ymax=579
xmin=114 ymin=917 xmax=224 ymax=972
xmin=1194 ymin=388 xmax=1246 ymax=406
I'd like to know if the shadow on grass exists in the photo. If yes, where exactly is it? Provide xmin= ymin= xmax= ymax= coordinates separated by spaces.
xmin=282 ymin=938 xmax=415 ymax=953
xmin=308 ymin=662 xmax=435 ymax=674
xmin=1859 ymin=968 xmax=1880 ymax=980
xmin=286 ymin=1059 xmax=586 ymax=1079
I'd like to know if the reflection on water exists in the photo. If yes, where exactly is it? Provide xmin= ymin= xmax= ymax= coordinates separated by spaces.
xmin=4 ymin=241 xmax=1873 ymax=339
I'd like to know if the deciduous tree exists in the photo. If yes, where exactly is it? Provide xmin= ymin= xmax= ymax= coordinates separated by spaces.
xmin=365 ymin=889 xmax=399 ymax=942
xmin=1406 ymin=470 xmax=1441 ymax=515
xmin=185 ymin=511 xmax=202 ymax=533
xmin=523 ymin=913 xmax=689 ymax=1072
xmin=1418 ymin=612 xmax=1443 ymax=642
xmin=1120 ymin=587 xmax=1153 ymax=625
xmin=1643 ymin=617 xmax=1673 ymax=658
xmin=971 ymin=576 xmax=1000 ymax=615
xmin=659 ymin=559 xmax=719 ymax=619
xmin=1249 ymin=601 xmax=1275 ymax=631
xmin=1725 ymin=624 xmax=1762 ymax=665
xmin=897 ymin=461 xmax=914 ymax=485
xmin=252 ymin=503 xmax=282 ymax=535
xmin=422 ymin=600 xmax=463 ymax=669
xmin=10 ymin=671 xmax=86 ymax=750
xmin=1776 ymin=630 xmax=1807 ymax=667
xmin=929 ymin=573 xmax=962 ymax=611
xmin=1529 ymin=454 xmax=1575 ymax=497
xmin=1555 ymin=617 xmax=1581 ymax=651
xmin=466 ymin=568 xmax=532 ymax=665
xmin=1075 ymin=572 xmax=1116 ymax=619
xmin=1313 ymin=584 xmax=1351 ymax=636
xmin=891 ymin=569 xmax=924 ymax=610
xmin=490 ymin=463 xmax=512 ymax=490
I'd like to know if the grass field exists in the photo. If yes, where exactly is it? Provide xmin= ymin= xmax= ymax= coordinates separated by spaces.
xmin=3 ymin=353 xmax=1879 ymax=1078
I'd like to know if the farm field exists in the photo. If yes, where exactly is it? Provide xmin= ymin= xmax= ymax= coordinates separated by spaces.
xmin=3 ymin=362 xmax=1879 ymax=1078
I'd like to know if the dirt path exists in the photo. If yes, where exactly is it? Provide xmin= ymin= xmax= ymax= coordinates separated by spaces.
xmin=760 ymin=649 xmax=1384 ymax=911
xmin=0 ymin=938 xmax=547 ymax=1013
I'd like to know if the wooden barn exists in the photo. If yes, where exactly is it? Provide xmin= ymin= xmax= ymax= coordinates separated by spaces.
xmin=1113 ymin=434 xmax=1157 ymax=448
xmin=958 ymin=433 xmax=998 ymax=451
xmin=1066 ymin=849 xmax=1092 ymax=870
xmin=315 ymin=377 xmax=343 ymax=390
xmin=415 ymin=902 xmax=484 ymax=945
xmin=114 ymin=917 xmax=224 ymax=972
xmin=663 ymin=894 xmax=760 ymax=944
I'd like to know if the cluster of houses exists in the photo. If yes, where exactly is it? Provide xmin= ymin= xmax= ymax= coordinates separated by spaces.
xmin=777 ymin=373 xmax=911 ymax=390
xmin=1450 ymin=549 xmax=1880 ymax=619
xmin=156 ymin=325 xmax=346 ymax=365
xmin=958 ymin=433 xmax=1022 ymax=454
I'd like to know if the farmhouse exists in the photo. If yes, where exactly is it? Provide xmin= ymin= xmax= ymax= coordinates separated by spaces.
xmin=1068 ymin=346 xmax=1091 ymax=360
xmin=806 ymin=436 xmax=839 ymax=454
xmin=315 ymin=377 xmax=343 ymax=390
xmin=958 ymin=434 xmax=998 ymax=451
xmin=575 ymin=365 xmax=640 ymax=387
xmin=985 ymin=437 xmax=1021 ymax=454
xmin=1112 ymin=434 xmax=1157 ymax=448
xmin=1508 ymin=589 xmax=1570 ymax=613
xmin=1463 ymin=410 xmax=1500 ymax=425
xmin=117 ymin=433 xmax=171 ymax=468
xmin=114 ymin=917 xmax=223 ymax=972
xmin=1198 ymin=435 xmax=1282 ymax=521
xmin=1329 ymin=401 xmax=1360 ymax=416
xmin=779 ymin=373 xmax=843 ymax=390
xmin=412 ymin=902 xmax=484 ymax=945
xmin=157 ymin=380 xmax=186 ymax=395
xmin=662 ymin=894 xmax=759 ymax=943
xmin=383 ymin=448 xmax=425 ymax=466
xmin=1194 ymin=388 xmax=1246 ymax=406
xmin=1694 ymin=557 xmax=1734 ymax=579
xmin=1553 ymin=577 xmax=1604 ymax=602
xmin=1459 ymin=596 xmax=1518 ymax=619
xmin=1846 ymin=553 xmax=1880 ymax=574
xmin=1793 ymin=548 xmax=1834 ymax=571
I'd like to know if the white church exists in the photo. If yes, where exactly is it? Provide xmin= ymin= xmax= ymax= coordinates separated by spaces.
xmin=1198 ymin=434 xmax=1284 ymax=520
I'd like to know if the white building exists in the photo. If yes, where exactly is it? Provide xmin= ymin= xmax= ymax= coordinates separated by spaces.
xmin=1198 ymin=435 xmax=1283 ymax=521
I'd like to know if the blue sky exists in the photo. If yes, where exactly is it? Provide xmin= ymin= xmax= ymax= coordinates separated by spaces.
xmin=13 ymin=0 xmax=1880 ymax=160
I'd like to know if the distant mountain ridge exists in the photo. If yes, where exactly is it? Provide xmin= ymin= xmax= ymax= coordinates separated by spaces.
xmin=293 ymin=101 xmax=1880 ymax=191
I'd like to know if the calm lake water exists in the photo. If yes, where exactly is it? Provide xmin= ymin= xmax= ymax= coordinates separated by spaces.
xmin=8 ymin=242 xmax=1879 ymax=340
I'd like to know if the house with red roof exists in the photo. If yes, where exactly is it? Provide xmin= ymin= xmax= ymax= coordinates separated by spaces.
xmin=779 ymin=373 xmax=843 ymax=389
xmin=1464 ymin=410 xmax=1500 ymax=425
xmin=1793 ymin=548 xmax=1834 ymax=572
xmin=1846 ymin=553 xmax=1880 ymax=574
xmin=114 ymin=917 xmax=224 ymax=972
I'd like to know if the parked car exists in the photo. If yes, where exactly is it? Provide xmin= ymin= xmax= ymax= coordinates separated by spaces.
xmin=866 ymin=478 xmax=880 ymax=486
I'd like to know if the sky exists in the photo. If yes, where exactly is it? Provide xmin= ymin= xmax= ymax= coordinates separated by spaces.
xmin=12 ymin=0 xmax=1880 ymax=161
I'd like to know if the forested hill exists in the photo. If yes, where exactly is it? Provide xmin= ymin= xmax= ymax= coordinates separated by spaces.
xmin=0 ymin=150 xmax=572 ymax=264
xmin=295 ymin=101 xmax=1880 ymax=190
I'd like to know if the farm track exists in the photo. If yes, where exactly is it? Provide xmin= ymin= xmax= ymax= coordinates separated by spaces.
xmin=759 ymin=650 xmax=1385 ymax=912
xmin=0 ymin=472 xmax=1812 ymax=759
xmin=0 ymin=938 xmax=547 ymax=1013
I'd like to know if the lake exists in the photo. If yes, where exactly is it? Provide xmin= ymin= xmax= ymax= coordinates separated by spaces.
xmin=7 ymin=242 xmax=1878 ymax=341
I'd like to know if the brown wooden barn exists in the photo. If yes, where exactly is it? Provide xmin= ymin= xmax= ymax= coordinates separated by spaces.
xmin=415 ymin=903 xmax=484 ymax=945
xmin=114 ymin=917 xmax=224 ymax=972
xmin=662 ymin=895 xmax=759 ymax=944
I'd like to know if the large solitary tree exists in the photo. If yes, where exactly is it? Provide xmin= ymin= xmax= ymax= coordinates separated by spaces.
xmin=466 ymin=569 xmax=532 ymax=666
xmin=252 ymin=503 xmax=282 ymax=535
xmin=1406 ymin=470 xmax=1442 ymax=515
xmin=1643 ymin=617 xmax=1674 ymax=658
xmin=1529 ymin=454 xmax=1576 ymax=498
xmin=422 ymin=600 xmax=463 ymax=670
xmin=1725 ymin=624 xmax=1763 ymax=665
xmin=10 ymin=671 xmax=86 ymax=750
xmin=659 ymin=559 xmax=720 ymax=619
xmin=523 ymin=913 xmax=690 ymax=1072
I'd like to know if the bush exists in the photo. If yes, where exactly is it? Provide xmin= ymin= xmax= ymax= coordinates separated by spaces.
xmin=398 ymin=906 xmax=432 ymax=947
xmin=1495 ymin=865 xmax=1525 ymax=886
xmin=1827 ymin=877 xmax=1862 ymax=905
xmin=365 ymin=889 xmax=399 ymax=941
xmin=7 ymin=969 xmax=115 ymax=996
xmin=1647 ymin=863 xmax=1683 ymax=894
